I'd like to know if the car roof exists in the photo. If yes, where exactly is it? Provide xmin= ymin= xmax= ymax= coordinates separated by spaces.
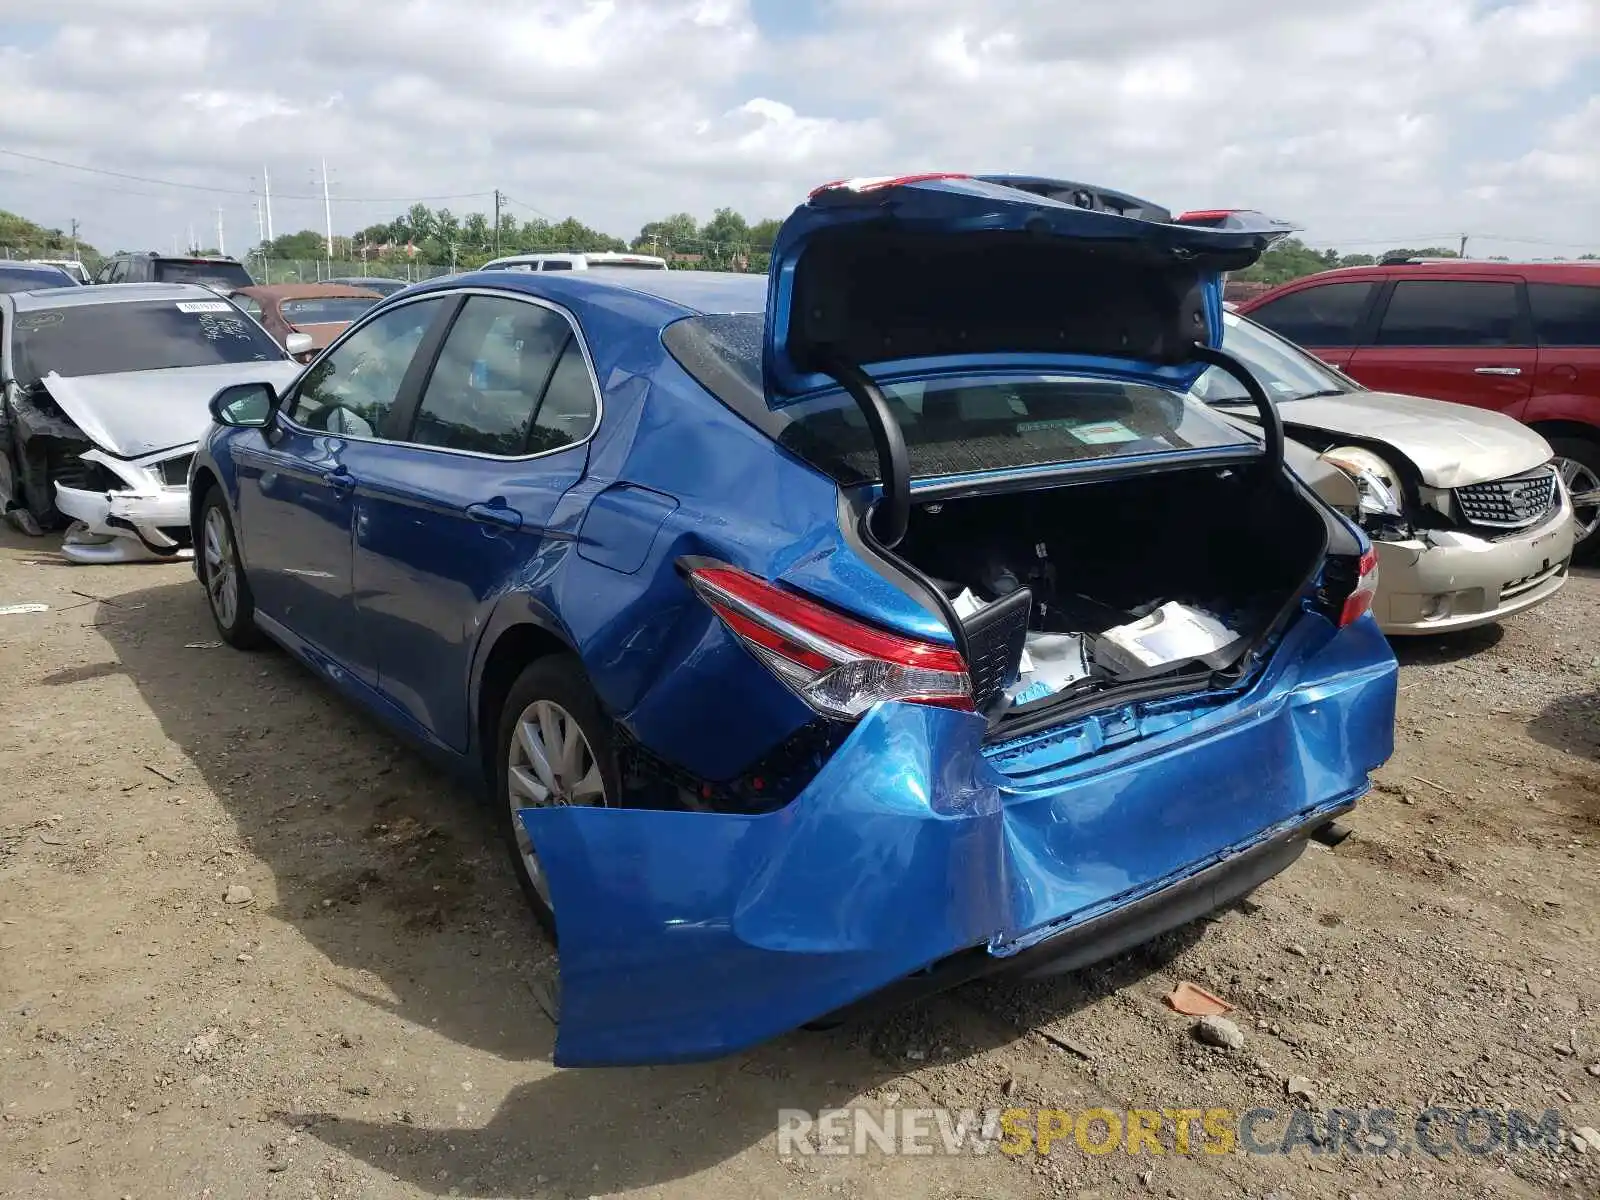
xmin=423 ymin=267 xmax=765 ymax=319
xmin=7 ymin=282 xmax=230 ymax=311
xmin=1261 ymin=260 xmax=1600 ymax=288
xmin=486 ymin=251 xmax=666 ymax=264
xmin=125 ymin=252 xmax=241 ymax=262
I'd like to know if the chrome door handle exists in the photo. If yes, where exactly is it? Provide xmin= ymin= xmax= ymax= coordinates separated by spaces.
xmin=321 ymin=467 xmax=355 ymax=492
xmin=1474 ymin=366 xmax=1522 ymax=376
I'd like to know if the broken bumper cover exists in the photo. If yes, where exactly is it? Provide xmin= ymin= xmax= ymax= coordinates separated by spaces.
xmin=524 ymin=613 xmax=1397 ymax=1067
xmin=54 ymin=484 xmax=192 ymax=564
xmin=1373 ymin=503 xmax=1575 ymax=634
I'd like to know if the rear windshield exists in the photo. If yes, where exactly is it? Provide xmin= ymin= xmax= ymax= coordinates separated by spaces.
xmin=280 ymin=297 xmax=380 ymax=325
xmin=13 ymin=299 xmax=284 ymax=383
xmin=0 ymin=267 xmax=74 ymax=294
xmin=153 ymin=259 xmax=255 ymax=290
xmin=663 ymin=313 xmax=1254 ymax=485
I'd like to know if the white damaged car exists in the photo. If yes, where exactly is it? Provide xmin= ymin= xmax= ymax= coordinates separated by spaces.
xmin=0 ymin=282 xmax=304 ymax=563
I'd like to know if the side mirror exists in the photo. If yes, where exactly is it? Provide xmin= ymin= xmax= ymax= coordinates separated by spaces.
xmin=284 ymin=331 xmax=315 ymax=359
xmin=210 ymin=382 xmax=278 ymax=428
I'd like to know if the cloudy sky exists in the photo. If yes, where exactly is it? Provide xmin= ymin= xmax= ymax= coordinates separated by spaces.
xmin=0 ymin=0 xmax=1595 ymax=259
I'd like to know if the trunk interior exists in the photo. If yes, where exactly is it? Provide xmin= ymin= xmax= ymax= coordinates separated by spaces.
xmin=892 ymin=464 xmax=1328 ymax=722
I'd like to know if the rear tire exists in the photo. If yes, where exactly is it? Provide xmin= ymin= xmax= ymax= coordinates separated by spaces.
xmin=1548 ymin=435 xmax=1600 ymax=561
xmin=198 ymin=487 xmax=265 ymax=649
xmin=492 ymin=655 xmax=619 ymax=944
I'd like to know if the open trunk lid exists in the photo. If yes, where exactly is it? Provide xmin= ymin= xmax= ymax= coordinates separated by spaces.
xmin=763 ymin=174 xmax=1291 ymax=403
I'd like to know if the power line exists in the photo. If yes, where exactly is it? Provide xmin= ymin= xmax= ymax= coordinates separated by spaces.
xmin=0 ymin=147 xmax=494 ymax=204
xmin=499 ymin=193 xmax=554 ymax=221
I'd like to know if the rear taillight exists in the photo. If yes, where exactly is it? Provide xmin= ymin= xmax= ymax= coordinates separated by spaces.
xmin=685 ymin=564 xmax=973 ymax=718
xmin=1338 ymin=547 xmax=1379 ymax=627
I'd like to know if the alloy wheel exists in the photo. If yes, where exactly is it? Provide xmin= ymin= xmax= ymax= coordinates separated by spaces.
xmin=506 ymin=699 xmax=606 ymax=913
xmin=1555 ymin=456 xmax=1600 ymax=543
xmin=202 ymin=507 xmax=239 ymax=629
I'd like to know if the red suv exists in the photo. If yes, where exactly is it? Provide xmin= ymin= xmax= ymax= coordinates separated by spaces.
xmin=1237 ymin=260 xmax=1600 ymax=552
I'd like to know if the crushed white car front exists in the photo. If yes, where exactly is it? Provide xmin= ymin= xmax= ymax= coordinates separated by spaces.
xmin=54 ymin=445 xmax=196 ymax=564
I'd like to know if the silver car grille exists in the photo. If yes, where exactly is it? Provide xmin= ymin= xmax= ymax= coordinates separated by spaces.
xmin=1454 ymin=467 xmax=1557 ymax=530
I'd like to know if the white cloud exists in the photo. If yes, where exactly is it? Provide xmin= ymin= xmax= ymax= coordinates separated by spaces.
xmin=0 ymin=0 xmax=1592 ymax=258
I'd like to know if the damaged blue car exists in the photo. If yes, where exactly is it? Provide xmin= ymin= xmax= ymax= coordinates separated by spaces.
xmin=190 ymin=174 xmax=1398 ymax=1067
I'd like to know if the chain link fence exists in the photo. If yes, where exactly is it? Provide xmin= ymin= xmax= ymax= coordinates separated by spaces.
xmin=251 ymin=259 xmax=456 ymax=285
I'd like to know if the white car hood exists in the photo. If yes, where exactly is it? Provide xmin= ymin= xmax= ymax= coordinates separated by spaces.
xmin=1276 ymin=389 xmax=1552 ymax=489
xmin=43 ymin=360 xmax=304 ymax=460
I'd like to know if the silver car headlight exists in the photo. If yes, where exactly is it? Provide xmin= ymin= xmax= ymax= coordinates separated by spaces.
xmin=1319 ymin=446 xmax=1404 ymax=518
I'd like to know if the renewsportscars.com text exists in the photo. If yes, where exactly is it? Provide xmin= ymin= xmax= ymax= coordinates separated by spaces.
xmin=776 ymin=1106 xmax=1567 ymax=1157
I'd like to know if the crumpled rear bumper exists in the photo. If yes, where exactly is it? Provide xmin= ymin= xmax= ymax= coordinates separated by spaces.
xmin=523 ymin=613 xmax=1397 ymax=1067
xmin=55 ymin=484 xmax=192 ymax=564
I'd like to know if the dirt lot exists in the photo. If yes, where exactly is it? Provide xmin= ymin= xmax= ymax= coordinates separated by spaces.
xmin=2 ymin=525 xmax=1597 ymax=1200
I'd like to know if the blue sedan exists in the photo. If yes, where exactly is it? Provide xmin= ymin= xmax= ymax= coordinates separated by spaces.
xmin=190 ymin=175 xmax=1397 ymax=1067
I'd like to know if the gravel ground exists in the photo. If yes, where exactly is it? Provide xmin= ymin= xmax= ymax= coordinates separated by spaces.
xmin=1 ymin=526 xmax=1597 ymax=1200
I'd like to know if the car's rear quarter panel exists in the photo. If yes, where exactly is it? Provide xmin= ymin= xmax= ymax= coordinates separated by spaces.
xmin=531 ymin=303 xmax=939 ymax=782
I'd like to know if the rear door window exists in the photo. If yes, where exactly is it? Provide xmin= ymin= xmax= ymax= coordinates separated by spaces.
xmin=1374 ymin=280 xmax=1524 ymax=347
xmin=528 ymin=341 xmax=599 ymax=452
xmin=1528 ymin=283 xmax=1600 ymax=347
xmin=407 ymin=296 xmax=580 ymax=456
xmin=1247 ymin=282 xmax=1376 ymax=346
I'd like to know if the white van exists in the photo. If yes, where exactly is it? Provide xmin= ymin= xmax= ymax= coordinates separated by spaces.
xmin=480 ymin=251 xmax=668 ymax=273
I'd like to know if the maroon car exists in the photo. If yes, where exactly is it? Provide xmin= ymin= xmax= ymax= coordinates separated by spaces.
xmin=1238 ymin=259 xmax=1600 ymax=551
xmin=227 ymin=284 xmax=382 ymax=363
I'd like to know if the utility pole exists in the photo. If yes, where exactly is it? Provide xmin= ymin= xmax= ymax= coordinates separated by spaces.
xmin=1459 ymin=233 xmax=1469 ymax=259
xmin=493 ymin=189 xmax=502 ymax=256
xmin=188 ymin=223 xmax=196 ymax=255
xmin=69 ymin=219 xmax=79 ymax=263
xmin=263 ymin=166 xmax=274 ymax=242
xmin=320 ymin=158 xmax=334 ymax=260
xmin=216 ymin=207 xmax=226 ymax=257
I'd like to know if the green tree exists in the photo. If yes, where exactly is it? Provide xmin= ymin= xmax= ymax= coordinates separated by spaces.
xmin=1379 ymin=247 xmax=1459 ymax=260
xmin=1232 ymin=238 xmax=1342 ymax=285
xmin=0 ymin=209 xmax=100 ymax=260
xmin=748 ymin=217 xmax=782 ymax=252
xmin=633 ymin=213 xmax=699 ymax=255
xmin=700 ymin=207 xmax=750 ymax=266
xmin=405 ymin=203 xmax=436 ymax=244
xmin=264 ymin=229 xmax=327 ymax=259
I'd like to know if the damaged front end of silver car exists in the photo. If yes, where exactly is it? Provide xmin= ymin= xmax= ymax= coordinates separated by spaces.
xmin=54 ymin=444 xmax=196 ymax=564
xmin=0 ymin=377 xmax=196 ymax=563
